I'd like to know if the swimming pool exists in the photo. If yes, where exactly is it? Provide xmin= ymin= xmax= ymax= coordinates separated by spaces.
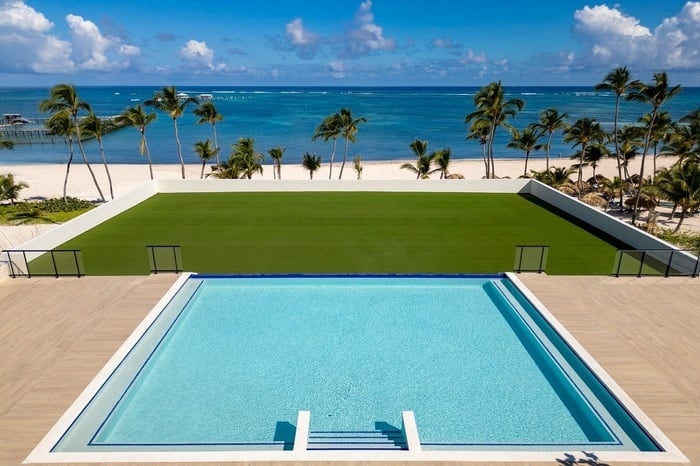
xmin=29 ymin=274 xmax=683 ymax=463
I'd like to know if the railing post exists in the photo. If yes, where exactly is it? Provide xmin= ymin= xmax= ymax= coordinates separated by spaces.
xmin=638 ymin=251 xmax=646 ymax=278
xmin=516 ymin=246 xmax=523 ymax=273
xmin=173 ymin=246 xmax=179 ymax=273
xmin=50 ymin=250 xmax=58 ymax=278
xmin=150 ymin=246 xmax=157 ymax=274
xmin=664 ymin=250 xmax=674 ymax=278
xmin=73 ymin=250 xmax=82 ymax=277
xmin=614 ymin=250 xmax=622 ymax=277
xmin=539 ymin=246 xmax=546 ymax=273
xmin=23 ymin=251 xmax=30 ymax=278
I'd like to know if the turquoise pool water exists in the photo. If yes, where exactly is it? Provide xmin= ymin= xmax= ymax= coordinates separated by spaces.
xmin=53 ymin=275 xmax=660 ymax=453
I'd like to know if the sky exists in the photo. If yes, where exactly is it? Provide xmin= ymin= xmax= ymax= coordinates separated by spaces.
xmin=0 ymin=0 xmax=699 ymax=87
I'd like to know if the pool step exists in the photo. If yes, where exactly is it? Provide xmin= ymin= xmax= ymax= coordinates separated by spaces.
xmin=307 ymin=428 xmax=408 ymax=450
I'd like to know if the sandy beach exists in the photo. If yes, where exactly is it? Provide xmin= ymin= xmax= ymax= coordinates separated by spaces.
xmin=0 ymin=155 xmax=675 ymax=200
xmin=1 ymin=155 xmax=698 ymax=252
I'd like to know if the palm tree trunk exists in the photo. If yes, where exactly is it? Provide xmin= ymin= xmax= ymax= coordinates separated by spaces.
xmin=523 ymin=150 xmax=530 ymax=177
xmin=63 ymin=137 xmax=75 ymax=202
xmin=200 ymin=160 xmax=206 ymax=179
xmin=141 ymin=131 xmax=154 ymax=180
xmin=75 ymin=125 xmax=106 ymax=202
xmin=212 ymin=123 xmax=221 ymax=168
xmin=577 ymin=143 xmax=586 ymax=199
xmin=673 ymin=211 xmax=686 ymax=233
xmin=632 ymin=112 xmax=657 ymax=224
xmin=173 ymin=118 xmax=185 ymax=179
xmin=329 ymin=139 xmax=337 ymax=179
xmin=488 ymin=122 xmax=497 ymax=179
xmin=481 ymin=143 xmax=488 ymax=178
xmin=339 ymin=138 xmax=349 ymax=180
xmin=545 ymin=132 xmax=553 ymax=171
xmin=613 ymin=97 xmax=624 ymax=208
xmin=97 ymin=137 xmax=114 ymax=200
xmin=277 ymin=160 xmax=282 ymax=180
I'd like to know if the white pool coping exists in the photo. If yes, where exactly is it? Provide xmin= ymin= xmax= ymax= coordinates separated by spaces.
xmin=25 ymin=273 xmax=688 ymax=464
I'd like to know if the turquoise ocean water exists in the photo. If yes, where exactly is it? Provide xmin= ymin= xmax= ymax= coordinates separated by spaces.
xmin=1 ymin=86 xmax=698 ymax=166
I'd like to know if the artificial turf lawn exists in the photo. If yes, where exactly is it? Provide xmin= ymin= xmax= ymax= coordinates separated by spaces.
xmin=58 ymin=192 xmax=627 ymax=275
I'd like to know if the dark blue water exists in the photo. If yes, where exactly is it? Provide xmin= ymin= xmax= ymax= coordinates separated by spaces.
xmin=1 ymin=86 xmax=698 ymax=165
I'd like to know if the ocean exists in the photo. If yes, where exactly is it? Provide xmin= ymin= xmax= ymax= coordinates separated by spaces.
xmin=1 ymin=86 xmax=698 ymax=166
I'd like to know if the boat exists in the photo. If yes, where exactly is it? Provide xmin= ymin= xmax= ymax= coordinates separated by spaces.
xmin=2 ymin=113 xmax=30 ymax=125
xmin=198 ymin=93 xmax=213 ymax=100
xmin=176 ymin=92 xmax=190 ymax=100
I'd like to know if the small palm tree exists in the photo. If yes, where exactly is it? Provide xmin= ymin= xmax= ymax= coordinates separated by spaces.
xmin=466 ymin=118 xmax=491 ymax=177
xmin=433 ymin=148 xmax=452 ymax=179
xmin=626 ymin=72 xmax=682 ymax=223
xmin=507 ymin=126 xmax=543 ymax=177
xmin=563 ymin=118 xmax=606 ymax=197
xmin=268 ymin=147 xmax=286 ymax=180
xmin=400 ymin=139 xmax=438 ymax=179
xmin=654 ymin=160 xmax=700 ymax=232
xmin=194 ymin=101 xmax=223 ymax=167
xmin=337 ymin=108 xmax=367 ymax=179
xmin=639 ymin=110 xmax=674 ymax=180
xmin=81 ymin=113 xmax=115 ymax=200
xmin=312 ymin=113 xmax=342 ymax=179
xmin=465 ymin=81 xmax=524 ymax=179
xmin=353 ymin=155 xmax=363 ymax=179
xmin=193 ymin=140 xmax=219 ymax=179
xmin=115 ymin=105 xmax=157 ymax=180
xmin=228 ymin=138 xmax=264 ymax=179
xmin=302 ymin=152 xmax=322 ymax=179
xmin=0 ymin=173 xmax=29 ymax=204
xmin=40 ymin=83 xmax=105 ymax=202
xmin=532 ymin=108 xmax=568 ymax=171
xmin=145 ymin=86 xmax=198 ymax=179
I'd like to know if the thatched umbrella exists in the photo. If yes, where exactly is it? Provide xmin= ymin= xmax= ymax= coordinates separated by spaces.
xmin=625 ymin=193 xmax=657 ymax=211
xmin=581 ymin=192 xmax=608 ymax=208
xmin=558 ymin=184 xmax=578 ymax=196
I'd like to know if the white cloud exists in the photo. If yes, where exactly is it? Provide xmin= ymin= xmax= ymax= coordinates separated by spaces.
xmin=286 ymin=18 xmax=316 ymax=46
xmin=573 ymin=2 xmax=700 ymax=71
xmin=179 ymin=39 xmax=227 ymax=71
xmin=0 ymin=0 xmax=51 ymax=32
xmin=343 ymin=0 xmax=395 ymax=58
xmin=0 ymin=0 xmax=73 ymax=73
xmin=460 ymin=50 xmax=488 ymax=64
xmin=328 ymin=60 xmax=346 ymax=78
xmin=66 ymin=14 xmax=140 ymax=71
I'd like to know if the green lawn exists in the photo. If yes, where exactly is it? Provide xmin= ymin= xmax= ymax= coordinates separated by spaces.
xmin=56 ymin=192 xmax=628 ymax=275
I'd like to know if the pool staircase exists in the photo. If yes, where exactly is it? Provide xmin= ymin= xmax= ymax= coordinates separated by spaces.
xmin=294 ymin=411 xmax=421 ymax=452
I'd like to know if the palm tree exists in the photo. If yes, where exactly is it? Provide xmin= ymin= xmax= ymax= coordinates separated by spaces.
xmin=530 ymin=166 xmax=576 ymax=190
xmin=617 ymin=124 xmax=645 ymax=181
xmin=654 ymin=160 xmax=700 ymax=232
xmin=507 ymin=126 xmax=543 ymax=177
xmin=337 ymin=108 xmax=367 ymax=179
xmin=81 ymin=113 xmax=115 ymax=200
xmin=145 ymin=86 xmax=197 ymax=179
xmin=400 ymin=139 xmax=438 ymax=179
xmin=115 ymin=105 xmax=157 ymax=180
xmin=193 ymin=140 xmax=219 ymax=179
xmin=595 ymin=66 xmax=635 ymax=195
xmin=194 ymin=101 xmax=223 ymax=168
xmin=626 ymin=72 xmax=682 ymax=223
xmin=532 ymin=108 xmax=568 ymax=171
xmin=639 ymin=111 xmax=674 ymax=179
xmin=228 ymin=138 xmax=264 ymax=179
xmin=0 ymin=173 xmax=29 ymax=204
xmin=39 ymin=83 xmax=105 ymax=202
xmin=465 ymin=81 xmax=524 ymax=178
xmin=434 ymin=148 xmax=452 ymax=179
xmin=563 ymin=118 xmax=606 ymax=197
xmin=302 ymin=152 xmax=322 ymax=179
xmin=600 ymin=176 xmax=629 ymax=211
xmin=268 ymin=147 xmax=286 ymax=180
xmin=466 ymin=118 xmax=491 ymax=177
xmin=312 ymin=113 xmax=342 ymax=179
xmin=45 ymin=111 xmax=76 ymax=202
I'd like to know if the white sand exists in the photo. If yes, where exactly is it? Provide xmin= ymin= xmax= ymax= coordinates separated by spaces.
xmin=0 ymin=155 xmax=697 ymax=252
xmin=0 ymin=156 xmax=670 ymax=201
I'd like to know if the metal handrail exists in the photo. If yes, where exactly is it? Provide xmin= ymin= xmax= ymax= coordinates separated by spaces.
xmin=146 ymin=245 xmax=182 ymax=274
xmin=5 ymin=249 xmax=83 ymax=278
